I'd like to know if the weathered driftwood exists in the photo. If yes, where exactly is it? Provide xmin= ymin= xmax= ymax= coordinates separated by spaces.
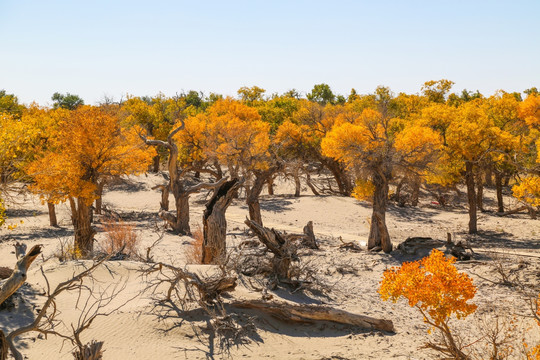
xmin=0 ymin=245 xmax=42 ymax=307
xmin=244 ymin=219 xmax=298 ymax=279
xmin=230 ymin=300 xmax=395 ymax=332
xmin=202 ymin=178 xmax=242 ymax=264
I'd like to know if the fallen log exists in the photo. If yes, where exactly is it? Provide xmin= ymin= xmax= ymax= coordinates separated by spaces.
xmin=0 ymin=245 xmax=42 ymax=307
xmin=230 ymin=299 xmax=395 ymax=333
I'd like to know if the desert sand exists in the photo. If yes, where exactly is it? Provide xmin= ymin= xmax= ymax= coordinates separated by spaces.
xmin=1 ymin=173 xmax=539 ymax=359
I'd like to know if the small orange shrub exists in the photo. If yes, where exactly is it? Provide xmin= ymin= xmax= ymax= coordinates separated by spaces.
xmin=185 ymin=225 xmax=203 ymax=264
xmin=380 ymin=249 xmax=477 ymax=359
xmin=102 ymin=218 xmax=138 ymax=256
xmin=380 ymin=249 xmax=477 ymax=325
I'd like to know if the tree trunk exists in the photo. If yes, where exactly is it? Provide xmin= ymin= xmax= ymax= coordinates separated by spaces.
xmin=267 ymin=176 xmax=275 ymax=196
xmin=151 ymin=155 xmax=160 ymax=173
xmin=495 ymin=172 xmax=504 ymax=213
xmin=174 ymin=192 xmax=190 ymax=235
xmin=465 ymin=162 xmax=477 ymax=234
xmin=70 ymin=197 xmax=96 ymax=257
xmin=325 ymin=159 xmax=352 ymax=196
xmin=476 ymin=172 xmax=484 ymax=212
xmin=246 ymin=171 xmax=274 ymax=227
xmin=410 ymin=176 xmax=420 ymax=207
xmin=202 ymin=179 xmax=241 ymax=264
xmin=367 ymin=171 xmax=392 ymax=253
xmin=294 ymin=172 xmax=301 ymax=197
xmin=485 ymin=166 xmax=493 ymax=187
xmin=305 ymin=172 xmax=320 ymax=196
xmin=47 ymin=202 xmax=57 ymax=227
xmin=0 ymin=330 xmax=7 ymax=360
xmin=94 ymin=182 xmax=105 ymax=215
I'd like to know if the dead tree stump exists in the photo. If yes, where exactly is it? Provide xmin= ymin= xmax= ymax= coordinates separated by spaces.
xmin=202 ymin=178 xmax=242 ymax=264
xmin=244 ymin=219 xmax=298 ymax=280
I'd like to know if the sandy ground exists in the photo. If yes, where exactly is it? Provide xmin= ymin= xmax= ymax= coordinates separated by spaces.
xmin=1 ymin=173 xmax=539 ymax=360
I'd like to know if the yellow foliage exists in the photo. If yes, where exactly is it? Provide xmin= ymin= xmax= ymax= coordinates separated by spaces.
xmin=512 ymin=176 xmax=540 ymax=207
xmin=519 ymin=94 xmax=540 ymax=128
xmin=379 ymin=249 xmax=477 ymax=326
xmin=205 ymin=99 xmax=271 ymax=171
xmin=352 ymin=179 xmax=375 ymax=202
xmin=26 ymin=106 xmax=155 ymax=204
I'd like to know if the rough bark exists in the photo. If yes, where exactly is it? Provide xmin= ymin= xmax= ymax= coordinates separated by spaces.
xmin=202 ymin=178 xmax=241 ymax=264
xmin=305 ymin=172 xmax=320 ymax=196
xmin=367 ymin=171 xmax=392 ymax=253
xmin=0 ymin=330 xmax=6 ymax=360
xmin=410 ymin=176 xmax=420 ymax=207
xmin=495 ymin=172 xmax=504 ymax=213
xmin=70 ymin=197 xmax=96 ymax=256
xmin=294 ymin=172 xmax=301 ymax=197
xmin=151 ymin=184 xmax=170 ymax=211
xmin=230 ymin=300 xmax=395 ymax=332
xmin=246 ymin=168 xmax=278 ymax=227
xmin=151 ymin=154 xmax=160 ymax=173
xmin=465 ymin=162 xmax=477 ymax=234
xmin=0 ymin=245 xmax=42 ymax=307
xmin=267 ymin=176 xmax=275 ymax=196
xmin=323 ymin=159 xmax=352 ymax=196
xmin=47 ymin=202 xmax=57 ymax=227
xmin=244 ymin=219 xmax=297 ymax=279
xmin=94 ymin=181 xmax=105 ymax=215
xmin=476 ymin=172 xmax=484 ymax=212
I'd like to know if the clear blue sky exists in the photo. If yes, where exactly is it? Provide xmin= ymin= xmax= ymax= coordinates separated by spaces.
xmin=1 ymin=0 xmax=539 ymax=105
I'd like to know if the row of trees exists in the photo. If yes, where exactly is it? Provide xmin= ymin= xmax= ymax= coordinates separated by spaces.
xmin=0 ymin=81 xmax=538 ymax=257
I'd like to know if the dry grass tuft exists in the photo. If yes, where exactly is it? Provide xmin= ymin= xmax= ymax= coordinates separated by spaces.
xmin=102 ymin=218 xmax=139 ymax=256
xmin=185 ymin=225 xmax=204 ymax=264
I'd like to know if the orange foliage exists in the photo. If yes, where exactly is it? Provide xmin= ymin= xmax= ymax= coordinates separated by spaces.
xmin=379 ymin=249 xmax=477 ymax=326
xmin=26 ymin=105 xmax=155 ymax=204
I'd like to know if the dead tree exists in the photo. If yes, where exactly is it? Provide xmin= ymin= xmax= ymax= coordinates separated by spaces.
xmin=244 ymin=219 xmax=298 ymax=280
xmin=141 ymin=123 xmax=227 ymax=235
xmin=1 ymin=259 xmax=125 ymax=360
xmin=230 ymin=300 xmax=395 ymax=332
xmin=202 ymin=178 xmax=242 ymax=264
xmin=282 ymin=221 xmax=319 ymax=250
xmin=0 ymin=245 xmax=42 ymax=307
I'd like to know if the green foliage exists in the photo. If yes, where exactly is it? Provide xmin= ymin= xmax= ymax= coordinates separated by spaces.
xmin=0 ymin=89 xmax=24 ymax=118
xmin=307 ymin=83 xmax=335 ymax=105
xmin=51 ymin=92 xmax=84 ymax=110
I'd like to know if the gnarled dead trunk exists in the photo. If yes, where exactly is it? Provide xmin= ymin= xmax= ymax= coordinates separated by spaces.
xmin=244 ymin=219 xmax=297 ymax=280
xmin=465 ymin=162 xmax=477 ymax=234
xmin=69 ymin=197 xmax=96 ymax=257
xmin=47 ymin=202 xmax=57 ymax=227
xmin=367 ymin=170 xmax=392 ymax=253
xmin=202 ymin=178 xmax=241 ymax=264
